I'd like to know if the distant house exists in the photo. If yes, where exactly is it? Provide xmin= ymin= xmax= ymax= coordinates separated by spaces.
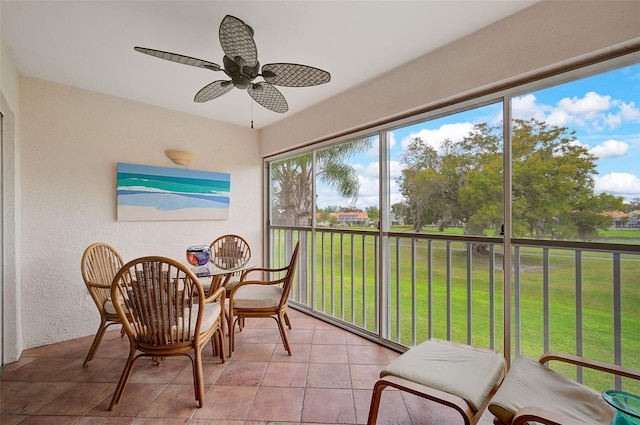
xmin=629 ymin=210 xmax=640 ymax=229
xmin=331 ymin=212 xmax=370 ymax=226
xmin=601 ymin=210 xmax=630 ymax=229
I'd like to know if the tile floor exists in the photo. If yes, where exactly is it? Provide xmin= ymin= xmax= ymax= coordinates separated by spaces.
xmin=1 ymin=309 xmax=497 ymax=424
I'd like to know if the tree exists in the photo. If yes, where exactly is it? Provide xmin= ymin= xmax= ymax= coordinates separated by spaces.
xmin=398 ymin=139 xmax=461 ymax=231
xmin=365 ymin=206 xmax=379 ymax=221
xmin=398 ymin=118 xmax=621 ymax=242
xmin=508 ymin=119 xmax=623 ymax=240
xmin=628 ymin=198 xmax=640 ymax=212
xmin=398 ymin=123 xmax=500 ymax=252
xmin=391 ymin=202 xmax=409 ymax=226
xmin=317 ymin=209 xmax=332 ymax=224
xmin=270 ymin=138 xmax=373 ymax=226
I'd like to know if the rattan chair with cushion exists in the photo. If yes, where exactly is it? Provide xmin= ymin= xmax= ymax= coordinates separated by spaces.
xmin=488 ymin=352 xmax=640 ymax=425
xmin=209 ymin=234 xmax=252 ymax=294
xmin=108 ymin=256 xmax=226 ymax=410
xmin=81 ymin=242 xmax=128 ymax=367
xmin=228 ymin=241 xmax=300 ymax=355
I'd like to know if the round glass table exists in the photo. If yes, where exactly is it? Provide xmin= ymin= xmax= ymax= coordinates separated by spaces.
xmin=602 ymin=390 xmax=640 ymax=425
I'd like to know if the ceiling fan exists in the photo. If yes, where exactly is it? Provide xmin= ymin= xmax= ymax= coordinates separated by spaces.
xmin=134 ymin=14 xmax=331 ymax=115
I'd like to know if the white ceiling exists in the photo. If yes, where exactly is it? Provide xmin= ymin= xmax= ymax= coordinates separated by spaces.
xmin=1 ymin=1 xmax=539 ymax=129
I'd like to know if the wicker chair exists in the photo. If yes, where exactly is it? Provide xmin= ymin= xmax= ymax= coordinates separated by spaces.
xmin=209 ymin=234 xmax=252 ymax=294
xmin=81 ymin=242 xmax=127 ymax=367
xmin=108 ymin=256 xmax=226 ymax=410
xmin=228 ymin=241 xmax=300 ymax=355
xmin=209 ymin=234 xmax=251 ymax=297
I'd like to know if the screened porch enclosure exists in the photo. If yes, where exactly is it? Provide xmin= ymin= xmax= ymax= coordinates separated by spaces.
xmin=265 ymin=58 xmax=640 ymax=395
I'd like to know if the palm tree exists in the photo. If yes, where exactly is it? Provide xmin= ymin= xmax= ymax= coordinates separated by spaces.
xmin=270 ymin=137 xmax=373 ymax=226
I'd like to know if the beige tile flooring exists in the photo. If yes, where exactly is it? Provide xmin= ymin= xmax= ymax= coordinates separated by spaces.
xmin=1 ymin=309 xmax=497 ymax=424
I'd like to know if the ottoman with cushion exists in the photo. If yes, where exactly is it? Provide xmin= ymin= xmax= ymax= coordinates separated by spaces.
xmin=367 ymin=339 xmax=506 ymax=425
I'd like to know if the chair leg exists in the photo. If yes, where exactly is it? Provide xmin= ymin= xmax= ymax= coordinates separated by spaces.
xmin=229 ymin=316 xmax=239 ymax=355
xmin=194 ymin=349 xmax=205 ymax=407
xmin=109 ymin=348 xmax=137 ymax=411
xmin=83 ymin=320 xmax=107 ymax=367
xmin=367 ymin=379 xmax=387 ymax=425
xmin=276 ymin=312 xmax=292 ymax=355
xmin=211 ymin=334 xmax=219 ymax=358
xmin=211 ymin=325 xmax=226 ymax=363
xmin=283 ymin=311 xmax=292 ymax=329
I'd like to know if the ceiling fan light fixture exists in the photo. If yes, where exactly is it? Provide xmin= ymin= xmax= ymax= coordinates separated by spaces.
xmin=232 ymin=74 xmax=252 ymax=89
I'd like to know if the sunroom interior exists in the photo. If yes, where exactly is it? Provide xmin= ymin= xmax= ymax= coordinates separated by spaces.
xmin=1 ymin=1 xmax=639 ymax=419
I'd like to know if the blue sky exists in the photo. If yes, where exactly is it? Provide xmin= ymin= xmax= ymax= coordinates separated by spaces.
xmin=317 ymin=62 xmax=640 ymax=210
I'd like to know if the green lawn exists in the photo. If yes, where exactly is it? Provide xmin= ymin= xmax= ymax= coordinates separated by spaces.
xmin=273 ymin=229 xmax=640 ymax=393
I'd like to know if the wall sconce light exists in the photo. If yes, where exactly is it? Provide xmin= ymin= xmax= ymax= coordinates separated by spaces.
xmin=165 ymin=149 xmax=194 ymax=166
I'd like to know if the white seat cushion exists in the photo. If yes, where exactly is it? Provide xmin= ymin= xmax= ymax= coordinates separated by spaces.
xmin=224 ymin=277 xmax=241 ymax=293
xmin=232 ymin=284 xmax=283 ymax=309
xmin=177 ymin=302 xmax=222 ymax=337
xmin=104 ymin=299 xmax=128 ymax=315
xmin=488 ymin=355 xmax=615 ymax=424
xmin=381 ymin=340 xmax=505 ymax=413
xmin=195 ymin=302 xmax=222 ymax=333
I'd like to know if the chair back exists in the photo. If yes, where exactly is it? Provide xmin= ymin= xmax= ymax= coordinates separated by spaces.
xmin=111 ymin=256 xmax=208 ymax=346
xmin=210 ymin=234 xmax=251 ymax=269
xmin=278 ymin=242 xmax=300 ymax=308
xmin=81 ymin=242 xmax=124 ymax=312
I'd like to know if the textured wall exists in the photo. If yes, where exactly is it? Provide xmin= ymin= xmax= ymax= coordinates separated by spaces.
xmin=1 ymin=33 xmax=22 ymax=362
xmin=259 ymin=0 xmax=640 ymax=156
xmin=19 ymin=77 xmax=261 ymax=349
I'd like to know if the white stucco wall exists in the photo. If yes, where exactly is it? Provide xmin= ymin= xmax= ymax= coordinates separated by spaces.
xmin=1 ymin=30 xmax=22 ymax=363
xmin=259 ymin=0 xmax=640 ymax=156
xmin=19 ymin=77 xmax=262 ymax=350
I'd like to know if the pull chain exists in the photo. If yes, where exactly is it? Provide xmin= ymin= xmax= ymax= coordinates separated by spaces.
xmin=250 ymin=99 xmax=254 ymax=129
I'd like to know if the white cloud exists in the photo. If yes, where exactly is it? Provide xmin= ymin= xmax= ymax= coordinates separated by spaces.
xmin=589 ymin=139 xmax=629 ymax=160
xmin=389 ymin=160 xmax=402 ymax=179
xmin=356 ymin=162 xmax=380 ymax=178
xmin=513 ymin=92 xmax=640 ymax=131
xmin=365 ymin=138 xmax=380 ymax=157
xmin=400 ymin=122 xmax=475 ymax=151
xmin=389 ymin=132 xmax=397 ymax=150
xmin=512 ymin=94 xmax=543 ymax=119
xmin=594 ymin=172 xmax=640 ymax=195
xmin=557 ymin=91 xmax=611 ymax=117
xmin=620 ymin=101 xmax=640 ymax=120
xmin=330 ymin=160 xmax=404 ymax=209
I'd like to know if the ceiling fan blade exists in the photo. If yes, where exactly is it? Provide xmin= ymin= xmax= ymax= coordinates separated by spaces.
xmin=134 ymin=47 xmax=221 ymax=71
xmin=261 ymin=63 xmax=331 ymax=87
xmin=194 ymin=80 xmax=234 ymax=103
xmin=219 ymin=15 xmax=258 ymax=67
xmin=248 ymin=82 xmax=288 ymax=113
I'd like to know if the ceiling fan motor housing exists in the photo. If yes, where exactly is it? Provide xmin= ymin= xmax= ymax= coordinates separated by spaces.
xmin=224 ymin=55 xmax=259 ymax=90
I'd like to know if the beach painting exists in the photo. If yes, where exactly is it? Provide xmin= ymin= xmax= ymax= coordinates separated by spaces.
xmin=116 ymin=162 xmax=230 ymax=221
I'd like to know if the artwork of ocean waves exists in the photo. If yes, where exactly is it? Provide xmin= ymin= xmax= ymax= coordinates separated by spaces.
xmin=117 ymin=163 xmax=231 ymax=221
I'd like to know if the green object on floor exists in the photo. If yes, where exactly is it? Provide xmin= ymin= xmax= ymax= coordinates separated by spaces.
xmin=602 ymin=390 xmax=640 ymax=425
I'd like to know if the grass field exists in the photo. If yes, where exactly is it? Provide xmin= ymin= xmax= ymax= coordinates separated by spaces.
xmin=273 ymin=227 xmax=640 ymax=393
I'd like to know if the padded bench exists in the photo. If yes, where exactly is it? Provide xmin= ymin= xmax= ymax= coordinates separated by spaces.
xmin=367 ymin=339 xmax=506 ymax=425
